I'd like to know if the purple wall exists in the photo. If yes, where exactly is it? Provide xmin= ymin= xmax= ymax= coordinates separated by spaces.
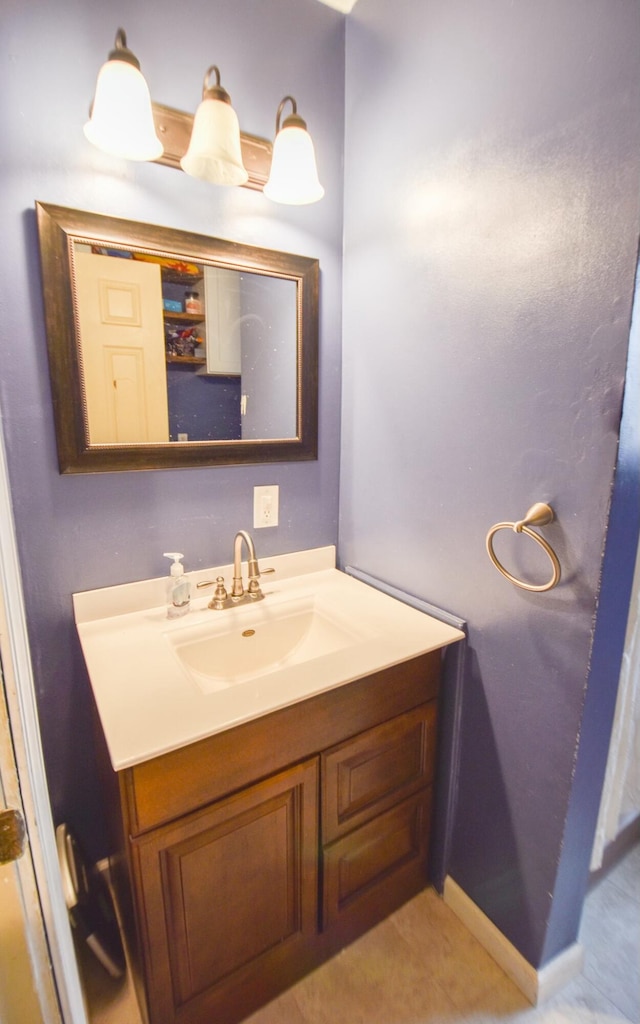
xmin=1 ymin=0 xmax=344 ymax=857
xmin=341 ymin=0 xmax=640 ymax=967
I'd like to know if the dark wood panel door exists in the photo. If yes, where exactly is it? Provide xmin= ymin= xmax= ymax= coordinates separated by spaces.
xmin=131 ymin=759 xmax=318 ymax=1024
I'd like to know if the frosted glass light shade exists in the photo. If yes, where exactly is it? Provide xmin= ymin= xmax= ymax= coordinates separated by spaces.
xmin=264 ymin=124 xmax=324 ymax=205
xmin=84 ymin=59 xmax=163 ymax=161
xmin=180 ymin=98 xmax=248 ymax=186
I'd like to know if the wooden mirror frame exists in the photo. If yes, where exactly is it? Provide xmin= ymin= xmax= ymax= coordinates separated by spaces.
xmin=35 ymin=202 xmax=319 ymax=473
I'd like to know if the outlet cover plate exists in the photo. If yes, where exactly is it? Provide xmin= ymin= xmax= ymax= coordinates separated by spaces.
xmin=254 ymin=485 xmax=279 ymax=528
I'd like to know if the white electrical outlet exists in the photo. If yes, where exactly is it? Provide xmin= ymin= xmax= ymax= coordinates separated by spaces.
xmin=254 ymin=485 xmax=279 ymax=528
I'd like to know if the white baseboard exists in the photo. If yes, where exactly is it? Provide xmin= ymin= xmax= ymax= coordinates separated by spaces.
xmin=443 ymin=876 xmax=584 ymax=1005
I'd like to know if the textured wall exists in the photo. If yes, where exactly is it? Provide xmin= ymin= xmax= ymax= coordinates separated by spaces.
xmin=543 ymin=269 xmax=640 ymax=962
xmin=0 ymin=0 xmax=344 ymax=858
xmin=341 ymin=0 xmax=640 ymax=966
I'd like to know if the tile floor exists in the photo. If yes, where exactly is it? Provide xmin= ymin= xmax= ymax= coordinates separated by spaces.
xmin=79 ymin=843 xmax=639 ymax=1024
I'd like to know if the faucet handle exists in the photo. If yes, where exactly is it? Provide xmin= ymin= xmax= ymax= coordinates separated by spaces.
xmin=208 ymin=576 xmax=229 ymax=610
xmin=246 ymin=564 xmax=275 ymax=599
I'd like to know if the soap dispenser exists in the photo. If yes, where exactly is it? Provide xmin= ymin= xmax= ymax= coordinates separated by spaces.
xmin=164 ymin=552 xmax=191 ymax=619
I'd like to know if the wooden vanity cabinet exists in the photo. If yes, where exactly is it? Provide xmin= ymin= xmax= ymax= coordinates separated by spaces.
xmin=109 ymin=652 xmax=442 ymax=1024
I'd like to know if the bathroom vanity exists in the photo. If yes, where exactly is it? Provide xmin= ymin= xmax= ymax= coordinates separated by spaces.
xmin=74 ymin=547 xmax=463 ymax=1024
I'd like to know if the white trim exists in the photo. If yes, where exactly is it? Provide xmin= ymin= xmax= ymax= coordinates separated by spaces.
xmin=443 ymin=876 xmax=584 ymax=1005
xmin=0 ymin=601 xmax=60 ymax=1024
xmin=537 ymin=942 xmax=586 ymax=1003
xmin=592 ymin=541 xmax=640 ymax=868
xmin=0 ymin=425 xmax=88 ymax=1024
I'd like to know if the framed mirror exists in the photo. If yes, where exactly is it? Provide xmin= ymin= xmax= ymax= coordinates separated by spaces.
xmin=35 ymin=202 xmax=319 ymax=473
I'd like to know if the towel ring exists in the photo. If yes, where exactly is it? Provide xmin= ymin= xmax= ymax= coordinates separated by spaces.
xmin=486 ymin=503 xmax=561 ymax=592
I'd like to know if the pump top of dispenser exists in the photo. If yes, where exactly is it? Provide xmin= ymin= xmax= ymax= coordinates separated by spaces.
xmin=164 ymin=552 xmax=185 ymax=577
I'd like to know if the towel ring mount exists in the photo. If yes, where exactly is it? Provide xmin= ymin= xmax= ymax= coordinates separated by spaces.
xmin=485 ymin=502 xmax=561 ymax=592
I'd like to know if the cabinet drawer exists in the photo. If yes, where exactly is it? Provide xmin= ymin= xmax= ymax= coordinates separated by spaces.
xmin=321 ymin=788 xmax=432 ymax=934
xmin=321 ymin=702 xmax=437 ymax=843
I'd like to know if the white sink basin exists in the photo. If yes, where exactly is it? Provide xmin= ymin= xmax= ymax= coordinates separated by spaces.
xmin=166 ymin=594 xmax=370 ymax=691
xmin=73 ymin=547 xmax=464 ymax=771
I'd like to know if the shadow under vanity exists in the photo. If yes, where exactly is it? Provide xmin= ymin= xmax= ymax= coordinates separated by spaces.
xmin=74 ymin=546 xmax=463 ymax=1024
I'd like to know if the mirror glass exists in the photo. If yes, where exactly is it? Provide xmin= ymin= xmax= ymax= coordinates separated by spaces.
xmin=36 ymin=203 xmax=319 ymax=472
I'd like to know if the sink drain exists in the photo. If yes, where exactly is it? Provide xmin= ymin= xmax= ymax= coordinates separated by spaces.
xmin=242 ymin=629 xmax=256 ymax=638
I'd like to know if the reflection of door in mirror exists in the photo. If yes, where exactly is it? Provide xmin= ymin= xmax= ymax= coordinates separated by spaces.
xmin=69 ymin=233 xmax=304 ymax=448
xmin=74 ymin=253 xmax=169 ymax=443
xmin=238 ymin=274 xmax=297 ymax=441
xmin=204 ymin=268 xmax=242 ymax=375
xmin=74 ymin=247 xmax=245 ymax=445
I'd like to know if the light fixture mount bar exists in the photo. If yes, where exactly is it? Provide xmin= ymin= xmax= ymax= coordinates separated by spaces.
xmin=151 ymin=102 xmax=272 ymax=191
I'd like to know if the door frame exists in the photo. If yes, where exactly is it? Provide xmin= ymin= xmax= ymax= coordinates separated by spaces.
xmin=0 ymin=645 xmax=54 ymax=1023
xmin=0 ymin=424 xmax=87 ymax=1024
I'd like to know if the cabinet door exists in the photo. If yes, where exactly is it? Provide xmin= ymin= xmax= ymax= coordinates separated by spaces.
xmin=131 ymin=759 xmax=318 ymax=1024
xmin=322 ymin=703 xmax=437 ymax=843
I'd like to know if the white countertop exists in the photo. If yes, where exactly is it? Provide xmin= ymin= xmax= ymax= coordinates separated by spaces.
xmin=74 ymin=546 xmax=464 ymax=771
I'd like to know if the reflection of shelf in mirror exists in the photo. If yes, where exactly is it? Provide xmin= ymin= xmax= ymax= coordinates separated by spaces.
xmin=166 ymin=355 xmax=206 ymax=365
xmin=163 ymin=311 xmax=205 ymax=324
xmin=160 ymin=268 xmax=203 ymax=286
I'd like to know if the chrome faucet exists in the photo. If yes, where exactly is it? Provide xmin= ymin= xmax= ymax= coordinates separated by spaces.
xmin=197 ymin=530 xmax=274 ymax=610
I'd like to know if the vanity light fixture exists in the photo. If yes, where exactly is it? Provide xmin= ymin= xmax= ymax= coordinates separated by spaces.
xmin=83 ymin=30 xmax=324 ymax=204
xmin=180 ymin=66 xmax=249 ymax=186
xmin=83 ymin=29 xmax=163 ymax=161
xmin=264 ymin=96 xmax=324 ymax=205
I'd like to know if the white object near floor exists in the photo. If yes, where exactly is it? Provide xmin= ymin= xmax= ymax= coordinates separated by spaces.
xmin=591 ymin=541 xmax=640 ymax=868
